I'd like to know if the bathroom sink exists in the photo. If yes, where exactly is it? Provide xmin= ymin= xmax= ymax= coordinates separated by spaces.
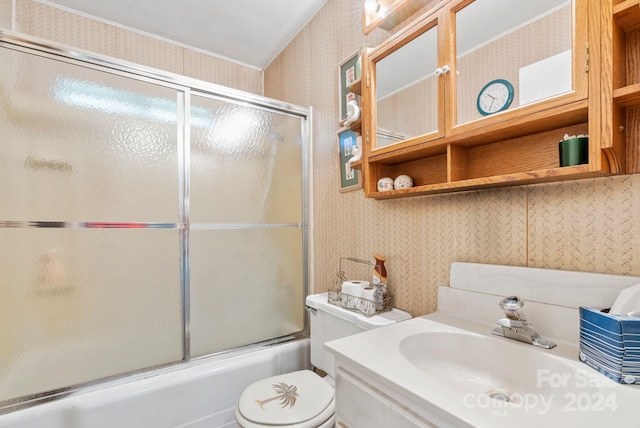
xmin=325 ymin=263 xmax=640 ymax=427
xmin=399 ymin=330 xmax=581 ymax=408
xmin=327 ymin=315 xmax=640 ymax=427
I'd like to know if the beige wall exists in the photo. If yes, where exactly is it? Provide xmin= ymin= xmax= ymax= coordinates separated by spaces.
xmin=0 ymin=0 xmax=263 ymax=94
xmin=1 ymin=0 xmax=639 ymax=318
xmin=265 ymin=0 xmax=640 ymax=317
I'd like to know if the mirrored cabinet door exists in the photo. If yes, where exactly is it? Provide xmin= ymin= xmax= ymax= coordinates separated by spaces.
xmin=371 ymin=16 xmax=444 ymax=151
xmin=453 ymin=0 xmax=583 ymax=127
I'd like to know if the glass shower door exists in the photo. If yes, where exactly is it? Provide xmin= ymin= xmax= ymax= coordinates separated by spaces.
xmin=0 ymin=46 xmax=184 ymax=402
xmin=188 ymin=92 xmax=305 ymax=356
xmin=0 ymin=35 xmax=309 ymax=410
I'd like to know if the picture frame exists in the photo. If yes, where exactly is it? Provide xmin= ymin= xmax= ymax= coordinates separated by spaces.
xmin=338 ymin=50 xmax=360 ymax=123
xmin=337 ymin=127 xmax=362 ymax=192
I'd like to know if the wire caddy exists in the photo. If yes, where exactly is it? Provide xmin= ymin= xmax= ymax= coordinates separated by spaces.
xmin=328 ymin=257 xmax=393 ymax=317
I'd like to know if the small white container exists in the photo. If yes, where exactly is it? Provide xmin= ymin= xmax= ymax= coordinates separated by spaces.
xmin=394 ymin=174 xmax=413 ymax=189
xmin=377 ymin=177 xmax=394 ymax=191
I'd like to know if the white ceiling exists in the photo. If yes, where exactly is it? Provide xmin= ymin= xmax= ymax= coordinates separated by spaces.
xmin=37 ymin=0 xmax=328 ymax=70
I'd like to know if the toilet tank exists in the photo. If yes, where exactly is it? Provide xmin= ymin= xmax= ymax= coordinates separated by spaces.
xmin=305 ymin=293 xmax=411 ymax=378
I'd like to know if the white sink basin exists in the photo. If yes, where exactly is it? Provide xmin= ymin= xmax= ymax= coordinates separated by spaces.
xmin=399 ymin=330 xmax=586 ymax=410
xmin=326 ymin=315 xmax=640 ymax=427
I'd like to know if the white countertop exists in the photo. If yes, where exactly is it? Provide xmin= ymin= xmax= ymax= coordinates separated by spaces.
xmin=326 ymin=314 xmax=640 ymax=427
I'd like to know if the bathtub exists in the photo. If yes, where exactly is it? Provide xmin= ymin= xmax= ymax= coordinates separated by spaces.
xmin=0 ymin=339 xmax=310 ymax=428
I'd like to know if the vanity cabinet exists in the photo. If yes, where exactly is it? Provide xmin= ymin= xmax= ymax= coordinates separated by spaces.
xmin=333 ymin=360 xmax=466 ymax=427
xmin=356 ymin=0 xmax=634 ymax=199
xmin=335 ymin=366 xmax=436 ymax=428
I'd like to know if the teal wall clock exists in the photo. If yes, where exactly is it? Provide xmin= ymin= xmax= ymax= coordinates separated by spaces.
xmin=476 ymin=79 xmax=514 ymax=116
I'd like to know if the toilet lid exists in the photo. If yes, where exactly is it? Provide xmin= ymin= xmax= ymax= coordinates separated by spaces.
xmin=238 ymin=370 xmax=334 ymax=425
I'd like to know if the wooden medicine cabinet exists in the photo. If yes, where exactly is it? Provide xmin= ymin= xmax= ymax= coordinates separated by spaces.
xmin=354 ymin=0 xmax=634 ymax=199
xmin=362 ymin=0 xmax=435 ymax=35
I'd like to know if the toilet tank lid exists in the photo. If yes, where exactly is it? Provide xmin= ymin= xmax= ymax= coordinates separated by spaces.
xmin=305 ymin=293 xmax=411 ymax=330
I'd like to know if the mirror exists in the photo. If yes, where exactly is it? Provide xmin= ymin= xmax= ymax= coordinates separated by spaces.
xmin=455 ymin=0 xmax=572 ymax=125
xmin=375 ymin=24 xmax=439 ymax=148
xmin=372 ymin=0 xmax=573 ymax=150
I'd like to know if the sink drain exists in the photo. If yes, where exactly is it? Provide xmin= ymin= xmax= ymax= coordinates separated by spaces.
xmin=488 ymin=391 xmax=513 ymax=403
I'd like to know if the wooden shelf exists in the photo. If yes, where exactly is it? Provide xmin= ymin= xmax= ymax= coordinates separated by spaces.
xmin=349 ymin=118 xmax=362 ymax=132
xmin=338 ymin=78 xmax=362 ymax=133
xmin=611 ymin=0 xmax=640 ymax=175
xmin=350 ymin=160 xmax=363 ymax=170
xmin=613 ymin=0 xmax=640 ymax=32
xmin=339 ymin=118 xmax=361 ymax=133
xmin=349 ymin=78 xmax=362 ymax=96
xmin=612 ymin=0 xmax=640 ymax=107
xmin=614 ymin=83 xmax=640 ymax=107
xmin=369 ymin=164 xmax=601 ymax=199
xmin=368 ymin=100 xmax=588 ymax=166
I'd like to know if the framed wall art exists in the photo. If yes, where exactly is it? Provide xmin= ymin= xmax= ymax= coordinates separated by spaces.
xmin=338 ymin=50 xmax=360 ymax=123
xmin=337 ymin=127 xmax=362 ymax=192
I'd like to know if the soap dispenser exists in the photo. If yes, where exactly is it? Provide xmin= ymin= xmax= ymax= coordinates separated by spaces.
xmin=373 ymin=254 xmax=387 ymax=311
xmin=373 ymin=254 xmax=387 ymax=285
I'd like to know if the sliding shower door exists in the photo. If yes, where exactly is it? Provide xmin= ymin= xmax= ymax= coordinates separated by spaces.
xmin=0 ymin=35 xmax=309 ymax=411
xmin=0 ymin=46 xmax=184 ymax=403
xmin=189 ymin=93 xmax=305 ymax=356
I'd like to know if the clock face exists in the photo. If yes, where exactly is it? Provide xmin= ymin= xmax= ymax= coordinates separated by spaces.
xmin=477 ymin=79 xmax=514 ymax=116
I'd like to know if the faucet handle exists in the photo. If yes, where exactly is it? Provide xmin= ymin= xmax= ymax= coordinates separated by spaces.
xmin=496 ymin=317 xmax=527 ymax=328
xmin=499 ymin=296 xmax=526 ymax=320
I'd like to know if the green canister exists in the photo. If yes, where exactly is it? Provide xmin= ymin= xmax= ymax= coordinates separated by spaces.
xmin=559 ymin=136 xmax=588 ymax=167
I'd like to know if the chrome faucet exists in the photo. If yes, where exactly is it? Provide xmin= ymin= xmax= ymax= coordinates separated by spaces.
xmin=491 ymin=296 xmax=556 ymax=349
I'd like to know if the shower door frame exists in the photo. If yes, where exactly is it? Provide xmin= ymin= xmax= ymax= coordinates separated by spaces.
xmin=0 ymin=29 xmax=311 ymax=414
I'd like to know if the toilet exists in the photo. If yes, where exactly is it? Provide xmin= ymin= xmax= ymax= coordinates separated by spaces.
xmin=235 ymin=292 xmax=411 ymax=427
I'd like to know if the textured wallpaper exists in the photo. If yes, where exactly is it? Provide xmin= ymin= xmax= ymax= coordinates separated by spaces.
xmin=0 ymin=0 xmax=12 ymax=30
xmin=1 ymin=0 xmax=639 ymax=318
xmin=265 ymin=0 xmax=640 ymax=317
xmin=5 ymin=0 xmax=262 ymax=95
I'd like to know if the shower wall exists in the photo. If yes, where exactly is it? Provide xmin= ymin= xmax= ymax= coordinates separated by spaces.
xmin=0 ymin=37 xmax=308 ymax=409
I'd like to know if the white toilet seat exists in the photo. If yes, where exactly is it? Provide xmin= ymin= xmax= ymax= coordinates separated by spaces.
xmin=235 ymin=397 xmax=334 ymax=428
xmin=236 ymin=370 xmax=335 ymax=428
